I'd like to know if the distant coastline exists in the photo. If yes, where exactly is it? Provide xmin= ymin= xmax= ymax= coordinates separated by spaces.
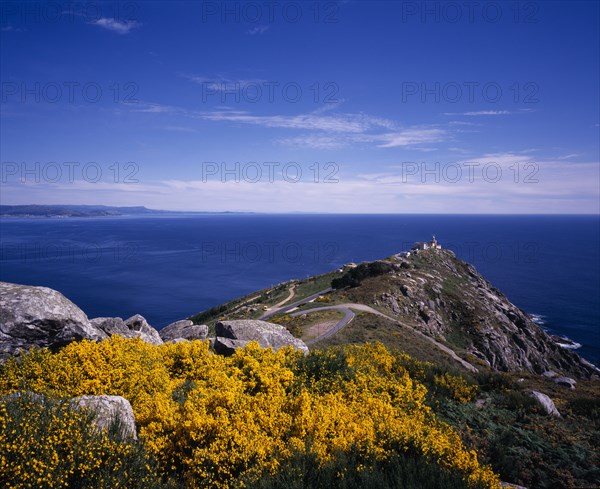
xmin=0 ymin=205 xmax=252 ymax=219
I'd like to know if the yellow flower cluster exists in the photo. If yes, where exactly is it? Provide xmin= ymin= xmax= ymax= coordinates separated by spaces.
xmin=0 ymin=394 xmax=158 ymax=488
xmin=0 ymin=338 xmax=499 ymax=488
xmin=434 ymin=372 xmax=479 ymax=404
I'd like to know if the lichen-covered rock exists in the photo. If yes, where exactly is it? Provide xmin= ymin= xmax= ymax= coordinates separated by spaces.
xmin=90 ymin=317 xmax=131 ymax=337
xmin=215 ymin=319 xmax=309 ymax=355
xmin=159 ymin=320 xmax=208 ymax=342
xmin=554 ymin=376 xmax=577 ymax=389
xmin=213 ymin=336 xmax=250 ymax=356
xmin=0 ymin=281 xmax=106 ymax=360
xmin=91 ymin=315 xmax=163 ymax=345
xmin=123 ymin=315 xmax=163 ymax=345
xmin=528 ymin=390 xmax=561 ymax=417
xmin=71 ymin=395 xmax=137 ymax=440
xmin=542 ymin=370 xmax=559 ymax=378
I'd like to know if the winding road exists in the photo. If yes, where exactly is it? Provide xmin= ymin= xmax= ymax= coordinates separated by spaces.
xmin=290 ymin=305 xmax=355 ymax=345
xmin=259 ymin=287 xmax=478 ymax=373
xmin=260 ymin=288 xmax=333 ymax=320
xmin=293 ymin=303 xmax=478 ymax=373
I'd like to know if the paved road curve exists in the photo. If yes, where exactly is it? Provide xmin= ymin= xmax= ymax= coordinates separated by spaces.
xmin=259 ymin=288 xmax=333 ymax=320
xmin=292 ymin=302 xmax=478 ymax=373
xmin=290 ymin=305 xmax=355 ymax=345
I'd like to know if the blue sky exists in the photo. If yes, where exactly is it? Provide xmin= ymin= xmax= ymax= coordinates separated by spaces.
xmin=1 ymin=0 xmax=598 ymax=213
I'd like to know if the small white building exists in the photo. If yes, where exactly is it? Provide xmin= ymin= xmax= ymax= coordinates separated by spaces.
xmin=412 ymin=235 xmax=442 ymax=251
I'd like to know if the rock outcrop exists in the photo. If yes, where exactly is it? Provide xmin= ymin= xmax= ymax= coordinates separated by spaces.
xmin=3 ymin=392 xmax=137 ymax=440
xmin=0 ymin=282 xmax=106 ymax=361
xmin=340 ymin=250 xmax=596 ymax=377
xmin=71 ymin=395 xmax=137 ymax=440
xmin=123 ymin=315 xmax=163 ymax=345
xmin=213 ymin=336 xmax=251 ymax=355
xmin=91 ymin=317 xmax=133 ymax=337
xmin=159 ymin=319 xmax=208 ymax=342
xmin=554 ymin=376 xmax=577 ymax=389
xmin=91 ymin=315 xmax=163 ymax=345
xmin=214 ymin=319 xmax=309 ymax=355
xmin=528 ymin=391 xmax=561 ymax=417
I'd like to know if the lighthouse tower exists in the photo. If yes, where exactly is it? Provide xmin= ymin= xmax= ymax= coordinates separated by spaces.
xmin=431 ymin=235 xmax=441 ymax=249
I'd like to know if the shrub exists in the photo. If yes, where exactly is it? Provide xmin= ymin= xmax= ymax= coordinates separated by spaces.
xmin=0 ymin=392 xmax=176 ymax=489
xmin=247 ymin=446 xmax=490 ymax=489
xmin=331 ymin=262 xmax=395 ymax=289
xmin=568 ymin=397 xmax=600 ymax=420
xmin=0 ymin=339 xmax=500 ymax=489
xmin=434 ymin=373 xmax=479 ymax=404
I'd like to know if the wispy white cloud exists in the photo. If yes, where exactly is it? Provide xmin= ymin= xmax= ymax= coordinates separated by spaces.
xmin=164 ymin=125 xmax=198 ymax=133
xmin=182 ymin=74 xmax=267 ymax=92
xmin=246 ymin=25 xmax=269 ymax=35
xmin=447 ymin=147 xmax=472 ymax=154
xmin=121 ymin=99 xmax=447 ymax=151
xmin=277 ymin=126 xmax=447 ymax=150
xmin=448 ymin=120 xmax=477 ymax=126
xmin=3 ymin=152 xmax=597 ymax=214
xmin=374 ymin=128 xmax=447 ymax=148
xmin=127 ymin=102 xmax=180 ymax=114
xmin=193 ymin=110 xmax=396 ymax=133
xmin=444 ymin=110 xmax=511 ymax=116
xmin=91 ymin=18 xmax=140 ymax=34
xmin=278 ymin=135 xmax=347 ymax=149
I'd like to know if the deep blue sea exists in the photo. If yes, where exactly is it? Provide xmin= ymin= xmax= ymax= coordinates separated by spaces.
xmin=1 ymin=214 xmax=598 ymax=364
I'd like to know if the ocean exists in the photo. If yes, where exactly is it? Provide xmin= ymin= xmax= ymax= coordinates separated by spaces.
xmin=1 ymin=214 xmax=598 ymax=364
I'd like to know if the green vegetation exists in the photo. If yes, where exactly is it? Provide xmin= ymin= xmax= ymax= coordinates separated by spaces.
xmin=315 ymin=311 xmax=469 ymax=371
xmin=429 ymin=370 xmax=600 ymax=489
xmin=247 ymin=448 xmax=489 ymax=489
xmin=293 ymin=271 xmax=339 ymax=300
xmin=331 ymin=261 xmax=395 ymax=289
xmin=270 ymin=310 xmax=345 ymax=340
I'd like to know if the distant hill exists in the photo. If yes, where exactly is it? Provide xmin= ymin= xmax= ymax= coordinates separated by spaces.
xmin=0 ymin=205 xmax=163 ymax=218
xmin=0 ymin=205 xmax=244 ymax=218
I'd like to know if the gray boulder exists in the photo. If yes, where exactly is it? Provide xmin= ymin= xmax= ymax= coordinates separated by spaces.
xmin=91 ymin=317 xmax=131 ymax=337
xmin=528 ymin=390 xmax=561 ymax=417
xmin=542 ymin=370 xmax=559 ymax=378
xmin=213 ymin=337 xmax=250 ymax=355
xmin=92 ymin=315 xmax=163 ymax=345
xmin=71 ymin=395 xmax=137 ymax=440
xmin=554 ymin=376 xmax=577 ymax=389
xmin=159 ymin=320 xmax=208 ymax=342
xmin=0 ymin=281 xmax=107 ymax=360
xmin=215 ymin=319 xmax=309 ymax=355
xmin=124 ymin=315 xmax=163 ymax=345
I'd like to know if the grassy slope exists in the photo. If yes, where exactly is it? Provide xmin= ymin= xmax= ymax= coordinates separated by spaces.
xmin=311 ymin=311 xmax=466 ymax=371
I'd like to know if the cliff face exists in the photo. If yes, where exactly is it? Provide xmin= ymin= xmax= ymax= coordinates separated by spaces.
xmin=340 ymin=249 xmax=596 ymax=377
